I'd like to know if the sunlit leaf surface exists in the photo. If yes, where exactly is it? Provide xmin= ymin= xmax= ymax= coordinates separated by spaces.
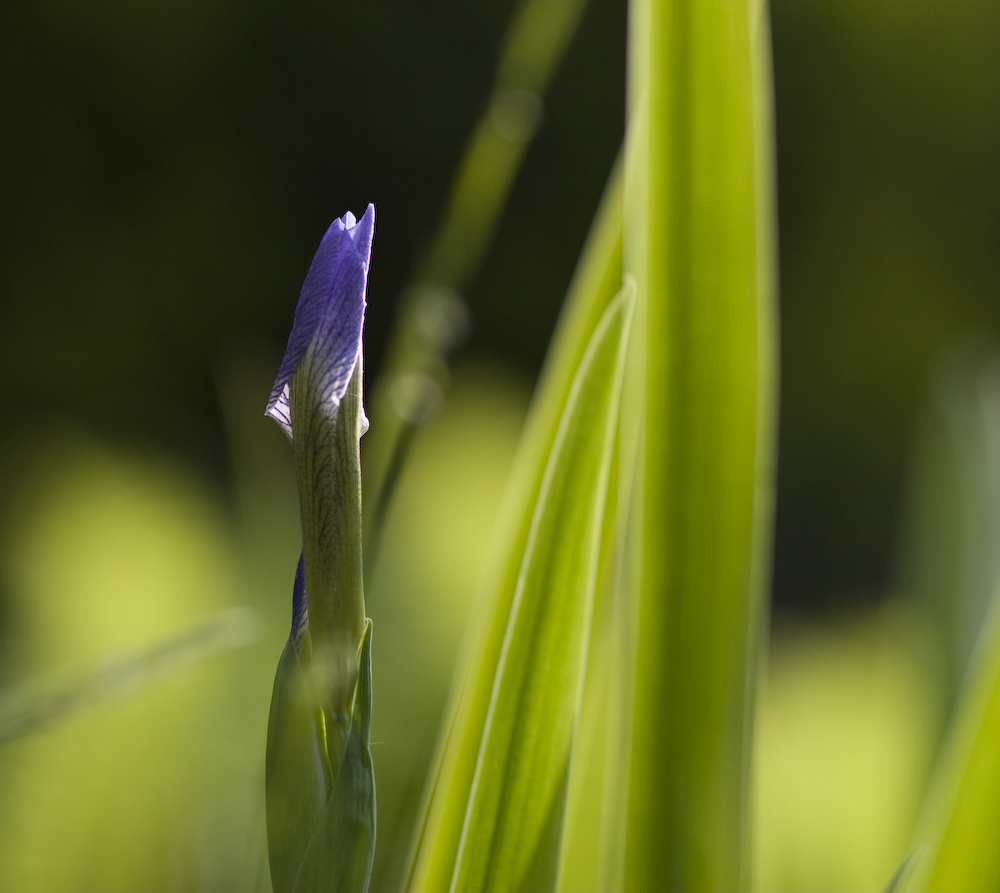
xmin=404 ymin=161 xmax=623 ymax=893
xmin=616 ymin=0 xmax=778 ymax=888
xmin=450 ymin=286 xmax=632 ymax=893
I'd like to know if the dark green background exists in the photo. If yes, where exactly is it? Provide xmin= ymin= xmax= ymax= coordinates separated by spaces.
xmin=2 ymin=0 xmax=999 ymax=613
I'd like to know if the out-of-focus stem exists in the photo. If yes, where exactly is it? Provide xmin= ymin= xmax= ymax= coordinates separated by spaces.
xmin=362 ymin=0 xmax=593 ymax=567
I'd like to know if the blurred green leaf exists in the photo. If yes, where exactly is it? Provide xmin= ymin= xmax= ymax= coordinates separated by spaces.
xmin=0 ymin=444 xmax=270 ymax=891
xmin=0 ymin=607 xmax=259 ymax=746
xmin=404 ymin=157 xmax=623 ymax=893
xmin=613 ymin=0 xmax=778 ymax=888
xmin=363 ymin=0 xmax=599 ymax=560
xmin=897 ymin=345 xmax=1000 ymax=715
xmin=909 ymin=589 xmax=1000 ymax=891
xmin=882 ymin=852 xmax=916 ymax=893
xmin=450 ymin=284 xmax=632 ymax=892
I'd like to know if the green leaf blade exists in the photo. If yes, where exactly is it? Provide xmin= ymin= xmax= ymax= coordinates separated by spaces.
xmin=617 ymin=0 xmax=778 ymax=889
xmin=452 ymin=285 xmax=634 ymax=893
xmin=404 ymin=158 xmax=624 ymax=893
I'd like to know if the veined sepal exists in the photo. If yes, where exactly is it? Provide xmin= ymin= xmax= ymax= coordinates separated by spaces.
xmin=291 ymin=351 xmax=368 ymax=726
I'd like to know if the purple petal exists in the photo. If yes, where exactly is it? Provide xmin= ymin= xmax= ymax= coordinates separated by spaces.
xmin=290 ymin=552 xmax=308 ymax=649
xmin=266 ymin=204 xmax=375 ymax=437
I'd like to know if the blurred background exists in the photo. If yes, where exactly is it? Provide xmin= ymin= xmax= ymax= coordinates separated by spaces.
xmin=1 ymin=0 xmax=999 ymax=889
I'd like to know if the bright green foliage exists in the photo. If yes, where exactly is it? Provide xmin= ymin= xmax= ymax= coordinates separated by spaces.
xmin=404 ymin=160 xmax=624 ymax=893
xmin=407 ymin=0 xmax=778 ymax=884
xmin=450 ymin=286 xmax=633 ymax=893
xmin=616 ymin=0 xmax=778 ymax=888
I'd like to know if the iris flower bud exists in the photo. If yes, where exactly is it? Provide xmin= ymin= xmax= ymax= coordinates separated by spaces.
xmin=265 ymin=206 xmax=376 ymax=893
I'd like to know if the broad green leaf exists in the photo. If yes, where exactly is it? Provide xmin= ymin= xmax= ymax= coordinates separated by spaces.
xmin=614 ymin=0 xmax=778 ymax=888
xmin=908 ymin=590 xmax=1000 ymax=891
xmin=451 ymin=284 xmax=633 ymax=893
xmin=404 ymin=157 xmax=624 ymax=893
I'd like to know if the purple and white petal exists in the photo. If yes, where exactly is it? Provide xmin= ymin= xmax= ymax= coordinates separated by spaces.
xmin=266 ymin=204 xmax=375 ymax=437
